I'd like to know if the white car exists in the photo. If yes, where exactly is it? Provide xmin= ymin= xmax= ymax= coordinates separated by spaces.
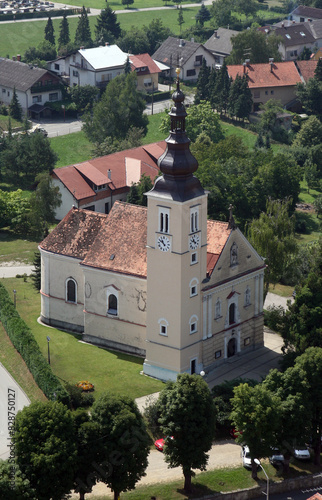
xmin=294 ymin=446 xmax=310 ymax=460
xmin=241 ymin=445 xmax=252 ymax=469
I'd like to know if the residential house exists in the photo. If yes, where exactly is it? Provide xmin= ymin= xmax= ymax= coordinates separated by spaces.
xmin=227 ymin=60 xmax=302 ymax=111
xmin=290 ymin=5 xmax=322 ymax=23
xmin=39 ymin=83 xmax=265 ymax=382
xmin=129 ymin=53 xmax=161 ymax=92
xmin=52 ymin=142 xmax=164 ymax=220
xmin=311 ymin=47 xmax=322 ymax=59
xmin=271 ymin=23 xmax=316 ymax=60
xmin=296 ymin=59 xmax=318 ymax=82
xmin=204 ymin=28 xmax=239 ymax=66
xmin=0 ymin=57 xmax=63 ymax=118
xmin=152 ymin=36 xmax=216 ymax=82
xmin=48 ymin=44 xmax=128 ymax=90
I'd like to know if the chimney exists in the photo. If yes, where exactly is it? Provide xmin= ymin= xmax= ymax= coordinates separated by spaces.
xmin=281 ymin=22 xmax=284 ymax=28
xmin=179 ymin=39 xmax=184 ymax=47
xmin=191 ymin=37 xmax=194 ymax=43
xmin=17 ymin=54 xmax=21 ymax=61
xmin=12 ymin=56 xmax=16 ymax=61
xmin=243 ymin=62 xmax=247 ymax=74
xmin=107 ymin=169 xmax=112 ymax=180
xmin=80 ymin=46 xmax=84 ymax=50
xmin=105 ymin=42 xmax=109 ymax=46
xmin=214 ymin=30 xmax=217 ymax=38
xmin=269 ymin=57 xmax=274 ymax=72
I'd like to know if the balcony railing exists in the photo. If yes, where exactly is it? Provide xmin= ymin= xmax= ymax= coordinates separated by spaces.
xmin=30 ymin=83 xmax=63 ymax=94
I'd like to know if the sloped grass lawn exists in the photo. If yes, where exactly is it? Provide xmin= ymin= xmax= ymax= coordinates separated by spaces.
xmin=50 ymin=130 xmax=94 ymax=168
xmin=2 ymin=277 xmax=164 ymax=400
xmin=0 ymin=232 xmax=39 ymax=265
xmin=0 ymin=321 xmax=47 ymax=403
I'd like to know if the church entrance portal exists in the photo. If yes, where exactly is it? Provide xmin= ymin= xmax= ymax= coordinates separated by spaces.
xmin=227 ymin=338 xmax=236 ymax=358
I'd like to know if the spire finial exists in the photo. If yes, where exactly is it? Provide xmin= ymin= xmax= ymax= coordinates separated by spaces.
xmin=228 ymin=204 xmax=236 ymax=229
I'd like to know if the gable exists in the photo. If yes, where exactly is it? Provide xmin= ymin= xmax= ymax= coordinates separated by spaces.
xmin=204 ymin=228 xmax=265 ymax=290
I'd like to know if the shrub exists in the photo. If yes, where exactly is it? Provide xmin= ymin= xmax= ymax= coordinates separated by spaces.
xmin=143 ymin=395 xmax=162 ymax=439
xmin=0 ymin=282 xmax=70 ymax=405
xmin=263 ymin=305 xmax=285 ymax=332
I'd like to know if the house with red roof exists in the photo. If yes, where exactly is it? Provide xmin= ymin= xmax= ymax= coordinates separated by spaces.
xmin=52 ymin=142 xmax=164 ymax=220
xmin=39 ymin=83 xmax=265 ymax=382
xmin=227 ymin=60 xmax=302 ymax=111
xmin=129 ymin=53 xmax=161 ymax=92
xmin=296 ymin=59 xmax=318 ymax=82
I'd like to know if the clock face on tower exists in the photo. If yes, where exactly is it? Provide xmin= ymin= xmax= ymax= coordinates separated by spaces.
xmin=157 ymin=235 xmax=171 ymax=252
xmin=189 ymin=234 xmax=200 ymax=250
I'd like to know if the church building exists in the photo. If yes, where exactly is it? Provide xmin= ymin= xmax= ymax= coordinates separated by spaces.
xmin=39 ymin=74 xmax=265 ymax=381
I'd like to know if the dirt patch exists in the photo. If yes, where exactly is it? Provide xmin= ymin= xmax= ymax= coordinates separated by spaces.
xmin=295 ymin=203 xmax=315 ymax=214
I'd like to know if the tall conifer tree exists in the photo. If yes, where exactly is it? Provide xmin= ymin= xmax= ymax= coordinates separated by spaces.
xmin=95 ymin=4 xmax=121 ymax=44
xmin=74 ymin=6 xmax=92 ymax=47
xmin=58 ymin=13 xmax=70 ymax=48
xmin=44 ymin=16 xmax=55 ymax=45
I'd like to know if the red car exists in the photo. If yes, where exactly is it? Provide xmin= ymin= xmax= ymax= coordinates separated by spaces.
xmin=230 ymin=428 xmax=243 ymax=439
xmin=154 ymin=436 xmax=174 ymax=451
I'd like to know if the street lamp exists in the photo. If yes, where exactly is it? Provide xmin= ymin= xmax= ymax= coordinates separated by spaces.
xmin=46 ymin=336 xmax=51 ymax=365
xmin=254 ymin=458 xmax=269 ymax=500
xmin=13 ymin=289 xmax=16 ymax=308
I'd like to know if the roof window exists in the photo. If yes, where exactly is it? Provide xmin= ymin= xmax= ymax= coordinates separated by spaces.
xmin=285 ymin=34 xmax=291 ymax=39
xmin=300 ymin=31 xmax=306 ymax=36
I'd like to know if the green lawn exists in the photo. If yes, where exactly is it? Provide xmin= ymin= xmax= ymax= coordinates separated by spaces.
xmin=50 ymin=130 xmax=94 ymax=167
xmin=0 ymin=232 xmax=39 ymax=264
xmin=2 ymin=277 xmax=164 ymax=401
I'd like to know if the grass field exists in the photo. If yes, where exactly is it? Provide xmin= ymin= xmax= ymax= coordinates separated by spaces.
xmin=0 ymin=233 xmax=38 ymax=264
xmin=50 ymin=129 xmax=94 ymax=167
xmin=2 ymin=277 xmax=164 ymax=401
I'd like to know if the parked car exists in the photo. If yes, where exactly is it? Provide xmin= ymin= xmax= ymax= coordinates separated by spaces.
xmin=154 ymin=436 xmax=174 ymax=452
xmin=293 ymin=446 xmax=310 ymax=460
xmin=241 ymin=445 xmax=252 ymax=469
xmin=269 ymin=448 xmax=284 ymax=466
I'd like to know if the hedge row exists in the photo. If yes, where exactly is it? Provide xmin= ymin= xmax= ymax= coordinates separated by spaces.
xmin=145 ymin=90 xmax=171 ymax=103
xmin=0 ymin=8 xmax=80 ymax=22
xmin=0 ymin=282 xmax=70 ymax=406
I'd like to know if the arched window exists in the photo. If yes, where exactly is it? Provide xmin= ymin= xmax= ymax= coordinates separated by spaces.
xmin=215 ymin=299 xmax=221 ymax=319
xmin=66 ymin=278 xmax=77 ymax=303
xmin=190 ymin=278 xmax=199 ymax=297
xmin=229 ymin=303 xmax=236 ymax=325
xmin=158 ymin=318 xmax=169 ymax=336
xmin=108 ymin=294 xmax=118 ymax=315
xmin=189 ymin=315 xmax=198 ymax=334
xmin=159 ymin=207 xmax=170 ymax=234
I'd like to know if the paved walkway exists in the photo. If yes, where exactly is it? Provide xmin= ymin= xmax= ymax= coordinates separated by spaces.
xmin=0 ymin=363 xmax=30 ymax=461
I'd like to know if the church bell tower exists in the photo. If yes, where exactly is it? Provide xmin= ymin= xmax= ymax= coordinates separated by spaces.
xmin=143 ymin=69 xmax=208 ymax=381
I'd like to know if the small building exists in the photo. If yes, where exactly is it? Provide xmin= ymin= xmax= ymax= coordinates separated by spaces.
xmin=290 ymin=5 xmax=322 ymax=23
xmin=296 ymin=59 xmax=318 ymax=82
xmin=52 ymin=142 xmax=164 ymax=220
xmin=152 ymin=36 xmax=216 ymax=82
xmin=0 ymin=57 xmax=63 ymax=118
xmin=227 ymin=60 xmax=302 ymax=111
xmin=272 ymin=23 xmax=316 ymax=60
xmin=129 ymin=53 xmax=161 ymax=92
xmin=48 ymin=44 xmax=128 ymax=90
xmin=204 ymin=28 xmax=239 ymax=67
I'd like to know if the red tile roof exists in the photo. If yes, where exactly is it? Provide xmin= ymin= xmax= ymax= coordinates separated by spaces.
xmin=296 ymin=59 xmax=318 ymax=81
xmin=130 ymin=53 xmax=161 ymax=75
xmin=52 ymin=142 xmax=165 ymax=202
xmin=227 ymin=61 xmax=302 ymax=88
xmin=40 ymin=205 xmax=233 ymax=279
xmin=306 ymin=494 xmax=322 ymax=500
xmin=206 ymin=220 xmax=231 ymax=276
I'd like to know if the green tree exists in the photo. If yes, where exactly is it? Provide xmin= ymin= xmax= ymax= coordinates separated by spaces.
xmin=298 ymin=46 xmax=312 ymax=60
xmin=31 ymin=250 xmax=41 ymax=291
xmin=195 ymin=4 xmax=211 ymax=26
xmin=29 ymin=172 xmax=61 ymax=236
xmin=228 ymin=29 xmax=282 ymax=64
xmin=70 ymin=84 xmax=99 ymax=113
xmin=74 ymin=6 xmax=92 ymax=47
xmin=315 ymin=57 xmax=322 ymax=81
xmin=124 ymin=55 xmax=132 ymax=74
xmin=83 ymin=72 xmax=148 ymax=144
xmin=247 ymin=198 xmax=298 ymax=297
xmin=209 ymin=0 xmax=233 ymax=28
xmin=23 ymin=132 xmax=58 ymax=179
xmin=281 ymin=242 xmax=322 ymax=355
xmin=117 ymin=27 xmax=149 ymax=55
xmin=44 ymin=16 xmax=55 ymax=45
xmin=9 ymin=87 xmax=22 ymax=121
xmin=304 ymin=159 xmax=319 ymax=193
xmin=178 ymin=6 xmax=185 ymax=33
xmin=228 ymin=74 xmax=252 ymax=121
xmin=231 ymin=383 xmax=281 ymax=478
xmin=211 ymin=59 xmax=230 ymax=114
xmin=15 ymin=401 xmax=77 ymax=500
xmin=58 ymin=13 xmax=70 ymax=48
xmin=194 ymin=59 xmax=211 ymax=104
xmin=145 ymin=18 xmax=172 ymax=55
xmin=126 ymin=173 xmax=153 ymax=206
xmin=235 ymin=0 xmax=258 ymax=17
xmin=296 ymin=78 xmax=322 ymax=116
xmin=92 ymin=127 xmax=144 ymax=157
xmin=122 ymin=0 xmax=134 ymax=7
xmin=314 ymin=195 xmax=322 ymax=218
xmin=258 ymin=99 xmax=285 ymax=133
xmin=91 ymin=392 xmax=150 ymax=500
xmin=293 ymin=116 xmax=322 ymax=148
xmin=0 ymin=460 xmax=35 ymax=499
xmin=158 ymin=373 xmax=216 ymax=492
xmin=24 ymin=40 xmax=57 ymax=65
xmin=95 ymin=5 xmax=121 ymax=45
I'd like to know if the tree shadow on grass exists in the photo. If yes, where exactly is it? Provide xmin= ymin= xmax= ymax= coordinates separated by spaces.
xmin=295 ymin=211 xmax=320 ymax=235
xmin=176 ymin=483 xmax=219 ymax=499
